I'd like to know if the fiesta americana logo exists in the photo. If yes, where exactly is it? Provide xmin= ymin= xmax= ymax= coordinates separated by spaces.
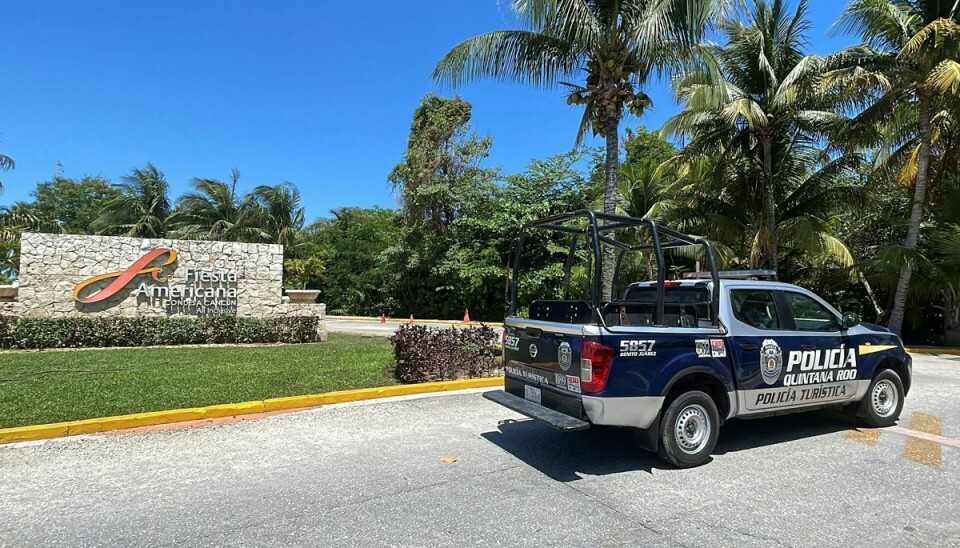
xmin=73 ymin=248 xmax=178 ymax=304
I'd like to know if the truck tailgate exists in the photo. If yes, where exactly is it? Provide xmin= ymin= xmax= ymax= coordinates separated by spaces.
xmin=500 ymin=319 xmax=587 ymax=422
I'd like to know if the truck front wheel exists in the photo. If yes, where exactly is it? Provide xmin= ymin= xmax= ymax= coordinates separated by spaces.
xmin=657 ymin=390 xmax=720 ymax=468
xmin=861 ymin=369 xmax=905 ymax=428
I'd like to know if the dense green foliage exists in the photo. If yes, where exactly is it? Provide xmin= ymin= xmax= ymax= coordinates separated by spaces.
xmin=434 ymin=0 xmax=723 ymax=301
xmin=0 ymin=333 xmax=393 ymax=428
xmin=2 ymin=0 xmax=960 ymax=344
xmin=25 ymin=176 xmax=119 ymax=234
xmin=0 ymin=315 xmax=322 ymax=349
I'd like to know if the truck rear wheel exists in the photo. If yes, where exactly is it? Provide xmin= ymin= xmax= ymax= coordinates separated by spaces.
xmin=862 ymin=369 xmax=905 ymax=428
xmin=657 ymin=390 xmax=720 ymax=468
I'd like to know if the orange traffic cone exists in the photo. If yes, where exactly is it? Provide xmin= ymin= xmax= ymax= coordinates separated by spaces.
xmin=463 ymin=308 xmax=471 ymax=323
xmin=408 ymin=314 xmax=414 ymax=324
xmin=379 ymin=313 xmax=386 ymax=324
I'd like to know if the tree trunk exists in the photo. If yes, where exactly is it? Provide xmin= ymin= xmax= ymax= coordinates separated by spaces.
xmin=857 ymin=269 xmax=883 ymax=319
xmin=761 ymin=131 xmax=778 ymax=274
xmin=888 ymin=93 xmax=933 ymax=336
xmin=601 ymin=104 xmax=620 ymax=303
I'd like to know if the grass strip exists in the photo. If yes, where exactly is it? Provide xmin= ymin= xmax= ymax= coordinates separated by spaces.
xmin=0 ymin=333 xmax=393 ymax=428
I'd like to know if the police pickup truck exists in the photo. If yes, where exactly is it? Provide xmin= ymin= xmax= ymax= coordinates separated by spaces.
xmin=484 ymin=211 xmax=911 ymax=468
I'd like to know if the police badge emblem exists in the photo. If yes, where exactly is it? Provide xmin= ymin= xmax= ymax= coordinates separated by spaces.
xmin=558 ymin=342 xmax=573 ymax=371
xmin=760 ymin=338 xmax=783 ymax=385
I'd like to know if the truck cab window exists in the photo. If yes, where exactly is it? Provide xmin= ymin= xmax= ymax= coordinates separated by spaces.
xmin=731 ymin=290 xmax=780 ymax=330
xmin=782 ymin=292 xmax=839 ymax=331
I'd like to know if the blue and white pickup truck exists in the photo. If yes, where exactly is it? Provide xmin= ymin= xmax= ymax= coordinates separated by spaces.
xmin=484 ymin=211 xmax=911 ymax=468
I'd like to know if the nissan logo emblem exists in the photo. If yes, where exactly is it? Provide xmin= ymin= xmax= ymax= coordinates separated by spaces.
xmin=529 ymin=344 xmax=538 ymax=358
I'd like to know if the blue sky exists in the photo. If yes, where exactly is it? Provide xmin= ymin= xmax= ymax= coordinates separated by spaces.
xmin=1 ymin=1 xmax=855 ymax=221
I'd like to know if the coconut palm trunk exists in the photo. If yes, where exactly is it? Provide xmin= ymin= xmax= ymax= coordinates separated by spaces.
xmin=888 ymin=93 xmax=933 ymax=336
xmin=601 ymin=103 xmax=620 ymax=302
xmin=761 ymin=130 xmax=778 ymax=273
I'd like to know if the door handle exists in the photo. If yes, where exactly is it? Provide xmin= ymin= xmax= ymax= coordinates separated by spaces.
xmin=739 ymin=343 xmax=758 ymax=351
xmin=801 ymin=344 xmax=816 ymax=350
xmin=524 ymin=327 xmax=543 ymax=339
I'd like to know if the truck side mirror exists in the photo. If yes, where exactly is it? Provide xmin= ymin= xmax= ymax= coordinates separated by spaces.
xmin=841 ymin=311 xmax=861 ymax=330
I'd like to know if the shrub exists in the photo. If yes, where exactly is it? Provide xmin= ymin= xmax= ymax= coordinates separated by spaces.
xmin=0 ymin=315 xmax=15 ymax=348
xmin=0 ymin=315 xmax=321 ymax=350
xmin=391 ymin=324 xmax=501 ymax=383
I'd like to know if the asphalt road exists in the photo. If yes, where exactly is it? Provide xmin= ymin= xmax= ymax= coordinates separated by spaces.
xmin=327 ymin=318 xmax=504 ymax=337
xmin=1 ymin=354 xmax=959 ymax=547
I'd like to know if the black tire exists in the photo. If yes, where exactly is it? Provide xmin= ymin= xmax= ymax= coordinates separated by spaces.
xmin=862 ymin=369 xmax=905 ymax=428
xmin=657 ymin=390 xmax=720 ymax=468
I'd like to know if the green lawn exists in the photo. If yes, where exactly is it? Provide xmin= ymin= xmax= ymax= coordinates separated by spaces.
xmin=0 ymin=333 xmax=394 ymax=429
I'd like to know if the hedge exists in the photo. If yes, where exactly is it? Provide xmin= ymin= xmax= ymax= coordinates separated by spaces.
xmin=0 ymin=315 xmax=321 ymax=350
xmin=391 ymin=324 xmax=501 ymax=383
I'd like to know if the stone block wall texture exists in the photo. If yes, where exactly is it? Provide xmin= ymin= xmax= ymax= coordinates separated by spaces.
xmin=15 ymin=233 xmax=325 ymax=331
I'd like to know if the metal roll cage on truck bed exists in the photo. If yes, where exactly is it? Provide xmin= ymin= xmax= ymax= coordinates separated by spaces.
xmin=508 ymin=209 xmax=723 ymax=328
xmin=486 ymin=210 xmax=911 ymax=468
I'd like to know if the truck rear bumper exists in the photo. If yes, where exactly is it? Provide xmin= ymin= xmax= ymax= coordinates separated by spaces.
xmin=483 ymin=390 xmax=590 ymax=431
xmin=582 ymin=395 xmax=663 ymax=429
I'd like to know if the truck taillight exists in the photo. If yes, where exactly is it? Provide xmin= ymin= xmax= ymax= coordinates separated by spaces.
xmin=581 ymin=341 xmax=614 ymax=393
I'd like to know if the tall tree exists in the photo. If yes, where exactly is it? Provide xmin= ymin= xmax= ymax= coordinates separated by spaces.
xmin=668 ymin=150 xmax=862 ymax=273
xmin=27 ymin=176 xmax=120 ymax=234
xmin=0 ymin=204 xmax=60 ymax=282
xmin=252 ymin=182 xmax=306 ymax=253
xmin=388 ymin=95 xmax=494 ymax=233
xmin=433 ymin=0 xmax=720 ymax=301
xmin=170 ymin=169 xmax=265 ymax=242
xmin=309 ymin=207 xmax=398 ymax=316
xmin=95 ymin=163 xmax=172 ymax=238
xmin=663 ymin=0 xmax=842 ymax=272
xmin=0 ymin=151 xmax=12 ymax=192
xmin=827 ymin=0 xmax=960 ymax=335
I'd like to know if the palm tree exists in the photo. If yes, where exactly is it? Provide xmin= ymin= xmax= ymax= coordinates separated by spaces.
xmin=433 ymin=0 xmax=721 ymax=301
xmin=0 ymin=204 xmax=60 ymax=280
xmin=933 ymin=224 xmax=960 ymax=344
xmin=671 ymin=149 xmax=862 ymax=273
xmin=663 ymin=0 xmax=843 ymax=273
xmin=0 ymin=152 xmax=13 ymax=192
xmin=855 ymin=104 xmax=960 ymax=334
xmin=170 ymin=169 xmax=265 ymax=242
xmin=95 ymin=163 xmax=172 ymax=238
xmin=252 ymin=182 xmax=306 ymax=253
xmin=825 ymin=0 xmax=960 ymax=335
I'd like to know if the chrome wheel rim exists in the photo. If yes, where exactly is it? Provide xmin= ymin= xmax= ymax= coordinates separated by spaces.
xmin=872 ymin=379 xmax=898 ymax=418
xmin=675 ymin=404 xmax=711 ymax=455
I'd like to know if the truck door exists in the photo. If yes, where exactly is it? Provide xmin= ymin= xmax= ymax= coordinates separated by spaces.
xmin=775 ymin=290 xmax=857 ymax=404
xmin=729 ymin=288 xmax=850 ymax=413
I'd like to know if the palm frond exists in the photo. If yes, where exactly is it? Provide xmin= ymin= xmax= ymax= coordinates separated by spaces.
xmin=926 ymin=58 xmax=960 ymax=94
xmin=433 ymin=30 xmax=578 ymax=89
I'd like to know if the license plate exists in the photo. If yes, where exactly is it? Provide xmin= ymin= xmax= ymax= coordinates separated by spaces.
xmin=524 ymin=385 xmax=542 ymax=405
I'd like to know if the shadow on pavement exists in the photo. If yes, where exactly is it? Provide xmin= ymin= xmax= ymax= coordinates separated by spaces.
xmin=714 ymin=411 xmax=855 ymax=454
xmin=482 ymin=419 xmax=663 ymax=481
xmin=483 ymin=411 xmax=858 ymax=481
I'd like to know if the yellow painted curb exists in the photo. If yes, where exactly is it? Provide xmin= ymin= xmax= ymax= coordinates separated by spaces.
xmin=906 ymin=347 xmax=960 ymax=356
xmin=0 ymin=377 xmax=504 ymax=445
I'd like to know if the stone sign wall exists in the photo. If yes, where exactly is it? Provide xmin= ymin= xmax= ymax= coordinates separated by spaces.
xmin=9 ymin=233 xmax=325 ymax=326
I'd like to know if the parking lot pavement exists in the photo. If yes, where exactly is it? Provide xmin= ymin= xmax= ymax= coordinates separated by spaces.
xmin=1 ymin=355 xmax=958 ymax=547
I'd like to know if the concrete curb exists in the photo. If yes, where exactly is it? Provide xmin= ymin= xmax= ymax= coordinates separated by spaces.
xmin=0 ymin=377 xmax=505 ymax=445
xmin=905 ymin=347 xmax=960 ymax=356
xmin=327 ymin=315 xmax=504 ymax=328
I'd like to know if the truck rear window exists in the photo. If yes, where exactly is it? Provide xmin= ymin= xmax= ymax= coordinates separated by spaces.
xmin=624 ymin=287 xmax=709 ymax=304
xmin=602 ymin=286 xmax=712 ymax=327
